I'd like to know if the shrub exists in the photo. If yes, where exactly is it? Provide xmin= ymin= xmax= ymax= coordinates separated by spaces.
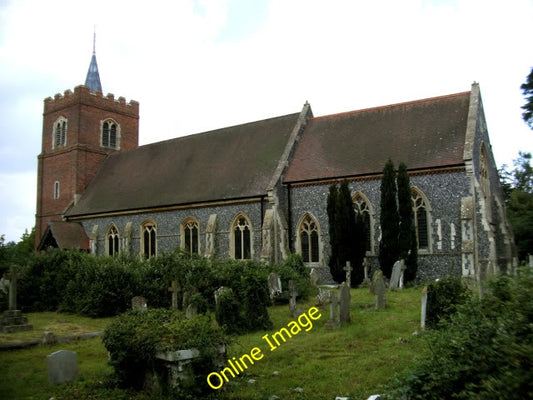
xmin=385 ymin=271 xmax=533 ymax=399
xmin=270 ymin=254 xmax=315 ymax=301
xmin=425 ymin=276 xmax=470 ymax=329
xmin=215 ymin=288 xmax=246 ymax=334
xmin=103 ymin=308 xmax=226 ymax=397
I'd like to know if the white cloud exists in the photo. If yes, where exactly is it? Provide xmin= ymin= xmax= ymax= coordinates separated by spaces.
xmin=0 ymin=0 xmax=532 ymax=242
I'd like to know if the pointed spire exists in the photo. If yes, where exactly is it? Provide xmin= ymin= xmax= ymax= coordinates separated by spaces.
xmin=84 ymin=29 xmax=102 ymax=93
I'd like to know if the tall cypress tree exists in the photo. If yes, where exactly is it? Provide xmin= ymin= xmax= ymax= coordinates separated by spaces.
xmin=397 ymin=162 xmax=417 ymax=282
xmin=327 ymin=180 xmax=364 ymax=285
xmin=379 ymin=159 xmax=399 ymax=278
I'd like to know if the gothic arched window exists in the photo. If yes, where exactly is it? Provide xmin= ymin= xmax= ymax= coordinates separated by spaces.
xmin=233 ymin=214 xmax=251 ymax=260
xmin=141 ymin=221 xmax=157 ymax=259
xmin=182 ymin=218 xmax=199 ymax=255
xmin=299 ymin=214 xmax=320 ymax=263
xmin=353 ymin=192 xmax=373 ymax=252
xmin=102 ymin=120 xmax=119 ymax=149
xmin=411 ymin=188 xmax=429 ymax=250
xmin=107 ymin=224 xmax=120 ymax=256
xmin=53 ymin=118 xmax=67 ymax=148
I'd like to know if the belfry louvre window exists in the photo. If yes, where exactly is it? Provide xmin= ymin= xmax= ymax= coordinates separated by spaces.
xmin=412 ymin=189 xmax=429 ymax=250
xmin=102 ymin=120 xmax=118 ymax=149
xmin=107 ymin=225 xmax=120 ymax=256
xmin=233 ymin=215 xmax=251 ymax=260
xmin=53 ymin=181 xmax=60 ymax=200
xmin=300 ymin=214 xmax=319 ymax=263
xmin=142 ymin=222 xmax=157 ymax=259
xmin=183 ymin=219 xmax=199 ymax=255
xmin=54 ymin=119 xmax=67 ymax=148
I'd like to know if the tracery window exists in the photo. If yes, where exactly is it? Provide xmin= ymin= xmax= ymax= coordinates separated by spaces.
xmin=102 ymin=120 xmax=119 ymax=149
xmin=107 ymin=225 xmax=120 ymax=256
xmin=299 ymin=214 xmax=320 ymax=263
xmin=412 ymin=188 xmax=429 ymax=250
xmin=182 ymin=218 xmax=199 ymax=255
xmin=142 ymin=222 xmax=157 ymax=259
xmin=53 ymin=118 xmax=67 ymax=148
xmin=233 ymin=214 xmax=251 ymax=260
xmin=353 ymin=192 xmax=372 ymax=252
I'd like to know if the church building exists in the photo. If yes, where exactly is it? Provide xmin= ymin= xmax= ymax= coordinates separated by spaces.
xmin=35 ymin=50 xmax=515 ymax=283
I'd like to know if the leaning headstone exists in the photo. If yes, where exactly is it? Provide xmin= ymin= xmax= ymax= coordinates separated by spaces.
xmin=339 ymin=282 xmax=351 ymax=323
xmin=325 ymin=291 xmax=340 ymax=329
xmin=46 ymin=350 xmax=78 ymax=384
xmin=373 ymin=270 xmax=386 ymax=310
xmin=420 ymin=286 xmax=428 ymax=329
xmin=1 ymin=266 xmax=33 ymax=333
xmin=267 ymin=273 xmax=282 ymax=299
xmin=389 ymin=259 xmax=405 ymax=290
xmin=131 ymin=296 xmax=147 ymax=311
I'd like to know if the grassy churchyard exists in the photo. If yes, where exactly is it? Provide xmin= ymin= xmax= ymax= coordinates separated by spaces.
xmin=0 ymin=287 xmax=425 ymax=400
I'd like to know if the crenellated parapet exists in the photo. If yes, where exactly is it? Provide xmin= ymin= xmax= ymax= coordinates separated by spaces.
xmin=44 ymin=85 xmax=139 ymax=117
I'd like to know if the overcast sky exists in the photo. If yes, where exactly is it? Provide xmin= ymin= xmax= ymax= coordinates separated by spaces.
xmin=1 ymin=0 xmax=532 ymax=243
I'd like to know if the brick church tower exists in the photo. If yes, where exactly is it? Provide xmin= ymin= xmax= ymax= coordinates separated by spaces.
xmin=35 ymin=45 xmax=139 ymax=248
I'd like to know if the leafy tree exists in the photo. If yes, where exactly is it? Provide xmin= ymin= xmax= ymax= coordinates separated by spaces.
xmin=500 ymin=152 xmax=533 ymax=260
xmin=397 ymin=163 xmax=417 ymax=282
xmin=521 ymin=67 xmax=533 ymax=129
xmin=379 ymin=159 xmax=400 ymax=278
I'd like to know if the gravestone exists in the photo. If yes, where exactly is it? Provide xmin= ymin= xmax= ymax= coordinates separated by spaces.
xmin=339 ymin=282 xmax=351 ymax=323
xmin=362 ymin=257 xmax=371 ymax=286
xmin=373 ymin=270 xmax=386 ymax=310
xmin=389 ymin=259 xmax=405 ymax=290
xmin=131 ymin=296 xmax=147 ymax=311
xmin=343 ymin=261 xmax=353 ymax=287
xmin=309 ymin=268 xmax=320 ymax=286
xmin=168 ymin=280 xmax=180 ymax=310
xmin=186 ymin=303 xmax=197 ymax=319
xmin=214 ymin=286 xmax=229 ymax=306
xmin=46 ymin=350 xmax=78 ymax=384
xmin=316 ymin=288 xmax=330 ymax=307
xmin=267 ymin=273 xmax=282 ymax=299
xmin=325 ymin=290 xmax=340 ymax=329
xmin=288 ymin=280 xmax=302 ymax=317
xmin=1 ymin=266 xmax=33 ymax=333
xmin=420 ymin=286 xmax=428 ymax=329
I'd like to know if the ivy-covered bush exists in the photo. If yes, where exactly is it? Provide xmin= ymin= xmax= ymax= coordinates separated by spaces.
xmin=215 ymin=288 xmax=246 ymax=334
xmin=270 ymin=254 xmax=315 ymax=302
xmin=385 ymin=271 xmax=533 ymax=399
xmin=425 ymin=276 xmax=470 ymax=329
xmin=103 ymin=308 xmax=226 ymax=398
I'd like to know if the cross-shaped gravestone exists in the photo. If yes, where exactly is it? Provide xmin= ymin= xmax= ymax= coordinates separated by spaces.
xmin=168 ymin=280 xmax=180 ymax=310
xmin=343 ymin=261 xmax=353 ymax=287
xmin=288 ymin=280 xmax=302 ymax=317
xmin=4 ymin=266 xmax=22 ymax=311
xmin=325 ymin=291 xmax=340 ymax=329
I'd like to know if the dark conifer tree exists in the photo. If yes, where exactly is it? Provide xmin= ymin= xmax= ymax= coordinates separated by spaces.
xmin=379 ymin=159 xmax=399 ymax=278
xmin=327 ymin=184 xmax=339 ymax=279
xmin=397 ymin=162 xmax=417 ymax=282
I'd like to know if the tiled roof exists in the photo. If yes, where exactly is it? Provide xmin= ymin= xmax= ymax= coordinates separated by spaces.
xmin=284 ymin=91 xmax=471 ymax=183
xmin=66 ymin=112 xmax=301 ymax=217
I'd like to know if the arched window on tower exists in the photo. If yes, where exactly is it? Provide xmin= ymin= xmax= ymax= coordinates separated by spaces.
xmin=101 ymin=120 xmax=119 ymax=149
xmin=182 ymin=218 xmax=199 ymax=255
xmin=107 ymin=224 xmax=120 ymax=256
xmin=141 ymin=221 xmax=157 ymax=259
xmin=411 ymin=188 xmax=430 ymax=251
xmin=353 ymin=192 xmax=373 ymax=253
xmin=53 ymin=118 xmax=67 ymax=148
xmin=299 ymin=214 xmax=320 ymax=264
xmin=232 ymin=214 xmax=251 ymax=260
